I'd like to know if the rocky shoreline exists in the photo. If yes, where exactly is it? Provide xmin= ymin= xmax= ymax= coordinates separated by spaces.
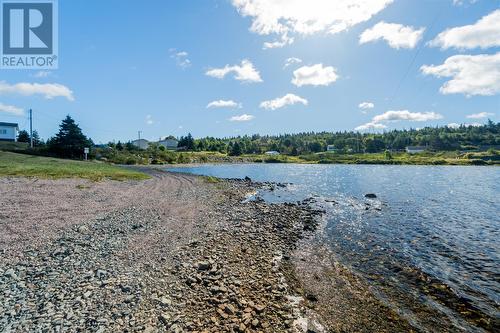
xmin=0 ymin=170 xmax=415 ymax=332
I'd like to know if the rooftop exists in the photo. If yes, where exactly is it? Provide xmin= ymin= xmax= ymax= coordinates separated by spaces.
xmin=0 ymin=122 xmax=19 ymax=128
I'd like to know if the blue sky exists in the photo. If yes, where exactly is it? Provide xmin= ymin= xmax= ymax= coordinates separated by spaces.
xmin=0 ymin=0 xmax=499 ymax=143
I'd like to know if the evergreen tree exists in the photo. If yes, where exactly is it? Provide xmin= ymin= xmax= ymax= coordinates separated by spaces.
xmin=125 ymin=141 xmax=136 ymax=151
xmin=185 ymin=133 xmax=195 ymax=150
xmin=229 ymin=142 xmax=242 ymax=156
xmin=17 ymin=130 xmax=42 ymax=146
xmin=32 ymin=131 xmax=42 ymax=146
xmin=48 ymin=115 xmax=93 ymax=158
xmin=17 ymin=130 xmax=30 ymax=143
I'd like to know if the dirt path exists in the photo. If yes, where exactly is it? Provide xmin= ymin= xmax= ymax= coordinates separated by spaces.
xmin=0 ymin=171 xmax=199 ymax=265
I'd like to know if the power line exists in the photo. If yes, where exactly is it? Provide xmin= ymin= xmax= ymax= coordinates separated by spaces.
xmin=387 ymin=5 xmax=446 ymax=107
xmin=29 ymin=109 xmax=33 ymax=148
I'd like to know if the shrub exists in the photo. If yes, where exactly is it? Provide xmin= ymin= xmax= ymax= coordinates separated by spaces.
xmin=470 ymin=159 xmax=488 ymax=165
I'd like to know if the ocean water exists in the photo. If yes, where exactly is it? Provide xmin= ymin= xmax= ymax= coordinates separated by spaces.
xmin=168 ymin=164 xmax=500 ymax=332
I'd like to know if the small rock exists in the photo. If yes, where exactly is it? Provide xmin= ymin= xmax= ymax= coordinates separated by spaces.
xmin=217 ymin=308 xmax=229 ymax=319
xmin=160 ymin=296 xmax=172 ymax=307
xmin=196 ymin=261 xmax=211 ymax=271
xmin=365 ymin=193 xmax=377 ymax=199
xmin=77 ymin=225 xmax=89 ymax=233
xmin=96 ymin=269 xmax=107 ymax=279
xmin=120 ymin=285 xmax=132 ymax=293
xmin=223 ymin=304 xmax=236 ymax=315
xmin=4 ymin=268 xmax=17 ymax=279
xmin=254 ymin=304 xmax=266 ymax=313
xmin=159 ymin=313 xmax=171 ymax=326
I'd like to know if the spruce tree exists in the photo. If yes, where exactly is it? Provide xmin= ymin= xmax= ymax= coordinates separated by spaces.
xmin=32 ymin=131 xmax=42 ymax=146
xmin=17 ymin=130 xmax=30 ymax=143
xmin=49 ymin=115 xmax=93 ymax=158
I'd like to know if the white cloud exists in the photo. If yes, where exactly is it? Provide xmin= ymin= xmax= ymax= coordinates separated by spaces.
xmin=359 ymin=21 xmax=425 ymax=49
xmin=359 ymin=102 xmax=375 ymax=109
xmin=284 ymin=57 xmax=302 ymax=69
xmin=292 ymin=64 xmax=338 ymax=87
xmin=0 ymin=103 xmax=24 ymax=116
xmin=145 ymin=115 xmax=154 ymax=125
xmin=207 ymin=100 xmax=241 ymax=109
xmin=421 ymin=52 xmax=500 ymax=96
xmin=453 ymin=0 xmax=479 ymax=6
xmin=466 ymin=112 xmax=494 ymax=119
xmin=263 ymin=33 xmax=294 ymax=49
xmin=260 ymin=93 xmax=308 ymax=110
xmin=372 ymin=110 xmax=443 ymax=122
xmin=447 ymin=122 xmax=461 ymax=128
xmin=429 ymin=10 xmax=500 ymax=50
xmin=206 ymin=60 xmax=262 ymax=83
xmin=0 ymin=81 xmax=74 ymax=101
xmin=229 ymin=114 xmax=255 ymax=122
xmin=170 ymin=49 xmax=191 ymax=68
xmin=355 ymin=110 xmax=443 ymax=131
xmin=232 ymin=0 xmax=394 ymax=48
xmin=355 ymin=122 xmax=387 ymax=131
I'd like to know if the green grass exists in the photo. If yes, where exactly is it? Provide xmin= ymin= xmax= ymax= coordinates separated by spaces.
xmin=0 ymin=151 xmax=150 ymax=181
xmin=0 ymin=141 xmax=29 ymax=151
xmin=202 ymin=175 xmax=221 ymax=183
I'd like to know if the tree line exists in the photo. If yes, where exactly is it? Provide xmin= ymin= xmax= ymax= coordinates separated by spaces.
xmin=18 ymin=116 xmax=499 ymax=159
xmin=183 ymin=120 xmax=499 ymax=155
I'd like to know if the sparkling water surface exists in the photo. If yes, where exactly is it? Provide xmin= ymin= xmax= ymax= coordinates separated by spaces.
xmin=168 ymin=164 xmax=500 ymax=332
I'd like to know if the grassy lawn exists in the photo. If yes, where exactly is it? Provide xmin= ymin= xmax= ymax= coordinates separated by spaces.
xmin=0 ymin=151 xmax=150 ymax=181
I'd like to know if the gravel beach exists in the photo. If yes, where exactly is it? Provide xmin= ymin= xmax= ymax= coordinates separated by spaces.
xmin=0 ymin=169 xmax=415 ymax=332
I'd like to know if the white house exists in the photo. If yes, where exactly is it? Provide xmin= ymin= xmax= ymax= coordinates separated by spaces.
xmin=265 ymin=151 xmax=280 ymax=156
xmin=131 ymin=139 xmax=150 ymax=150
xmin=0 ymin=122 xmax=18 ymax=142
xmin=326 ymin=145 xmax=337 ymax=153
xmin=406 ymin=146 xmax=427 ymax=154
xmin=158 ymin=137 xmax=179 ymax=150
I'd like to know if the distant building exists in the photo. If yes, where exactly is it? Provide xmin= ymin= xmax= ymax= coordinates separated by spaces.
xmin=158 ymin=137 xmax=179 ymax=150
xmin=265 ymin=151 xmax=280 ymax=156
xmin=326 ymin=145 xmax=337 ymax=152
xmin=0 ymin=122 xmax=18 ymax=142
xmin=131 ymin=139 xmax=149 ymax=150
xmin=406 ymin=146 xmax=427 ymax=154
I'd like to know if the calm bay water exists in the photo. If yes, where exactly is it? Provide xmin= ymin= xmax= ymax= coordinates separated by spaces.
xmin=168 ymin=164 xmax=500 ymax=332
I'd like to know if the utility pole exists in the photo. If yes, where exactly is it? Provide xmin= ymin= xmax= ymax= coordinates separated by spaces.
xmin=29 ymin=109 xmax=33 ymax=148
xmin=138 ymin=131 xmax=142 ymax=141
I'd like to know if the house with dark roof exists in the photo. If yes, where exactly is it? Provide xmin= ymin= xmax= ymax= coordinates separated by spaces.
xmin=0 ymin=122 xmax=19 ymax=142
